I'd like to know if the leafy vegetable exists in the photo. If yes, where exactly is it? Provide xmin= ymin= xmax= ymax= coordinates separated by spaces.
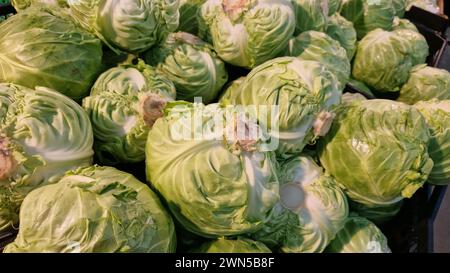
xmin=198 ymin=0 xmax=296 ymax=68
xmin=392 ymin=0 xmax=407 ymax=17
xmin=325 ymin=214 xmax=391 ymax=253
xmin=350 ymin=200 xmax=403 ymax=224
xmin=178 ymin=0 xmax=206 ymax=34
xmin=340 ymin=0 xmax=396 ymax=39
xmin=251 ymin=155 xmax=348 ymax=253
xmin=398 ymin=64 xmax=450 ymax=104
xmin=0 ymin=83 xmax=94 ymax=231
xmin=414 ymin=100 xmax=450 ymax=185
xmin=4 ymin=166 xmax=176 ymax=253
xmin=352 ymin=29 xmax=428 ymax=92
xmin=192 ymin=237 xmax=271 ymax=253
xmin=292 ymin=0 xmax=327 ymax=35
xmin=220 ymin=57 xmax=341 ymax=155
xmin=82 ymin=59 xmax=176 ymax=165
xmin=0 ymin=7 xmax=103 ymax=100
xmin=144 ymin=32 xmax=228 ymax=104
xmin=146 ymin=103 xmax=280 ymax=237
xmin=318 ymin=99 xmax=434 ymax=207
xmin=328 ymin=0 xmax=342 ymax=15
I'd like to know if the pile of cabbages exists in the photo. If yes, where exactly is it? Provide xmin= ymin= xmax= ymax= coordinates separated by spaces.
xmin=0 ymin=0 xmax=448 ymax=253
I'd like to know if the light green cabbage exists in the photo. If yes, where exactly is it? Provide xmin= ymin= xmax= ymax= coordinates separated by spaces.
xmin=325 ymin=214 xmax=391 ymax=253
xmin=144 ymin=32 xmax=228 ymax=104
xmin=398 ymin=65 xmax=450 ymax=104
xmin=220 ymin=57 xmax=341 ymax=155
xmin=82 ymin=60 xmax=176 ymax=165
xmin=68 ymin=0 xmax=180 ymax=53
xmin=0 ymin=7 xmax=103 ymax=100
xmin=178 ymin=0 xmax=206 ymax=34
xmin=11 ymin=0 xmax=68 ymax=10
xmin=342 ymin=92 xmax=367 ymax=104
xmin=328 ymin=0 xmax=342 ymax=15
xmin=406 ymin=0 xmax=440 ymax=13
xmin=318 ymin=99 xmax=434 ymax=207
xmin=146 ymin=103 xmax=280 ymax=237
xmin=198 ymin=0 xmax=296 ymax=68
xmin=350 ymin=200 xmax=403 ymax=224
xmin=392 ymin=0 xmax=407 ymax=17
xmin=352 ymin=29 xmax=429 ymax=92
xmin=414 ymin=100 xmax=450 ymax=185
xmin=4 ymin=166 xmax=176 ymax=253
xmin=340 ymin=0 xmax=396 ymax=39
xmin=251 ymin=155 xmax=348 ymax=253
xmin=292 ymin=0 xmax=327 ymax=35
xmin=285 ymin=31 xmax=351 ymax=90
xmin=0 ymin=83 xmax=94 ymax=231
xmin=392 ymin=17 xmax=419 ymax=31
xmin=326 ymin=13 xmax=357 ymax=60
xmin=192 ymin=237 xmax=271 ymax=253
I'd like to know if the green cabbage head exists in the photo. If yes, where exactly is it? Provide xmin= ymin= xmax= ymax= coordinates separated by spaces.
xmin=67 ymin=0 xmax=180 ymax=53
xmin=326 ymin=14 xmax=357 ymax=60
xmin=192 ymin=237 xmax=271 ymax=253
xmin=4 ymin=166 xmax=176 ymax=253
xmin=325 ymin=214 xmax=391 ymax=253
xmin=285 ymin=31 xmax=351 ymax=90
xmin=11 ymin=0 xmax=69 ymax=10
xmin=146 ymin=103 xmax=280 ymax=237
xmin=392 ymin=0 xmax=407 ymax=17
xmin=220 ymin=57 xmax=341 ymax=155
xmin=251 ymin=155 xmax=349 ymax=253
xmin=82 ymin=59 xmax=176 ymax=165
xmin=292 ymin=0 xmax=327 ymax=35
xmin=392 ymin=17 xmax=419 ymax=31
xmin=340 ymin=0 xmax=396 ymax=39
xmin=414 ymin=100 xmax=450 ymax=185
xmin=144 ymin=32 xmax=228 ymax=104
xmin=398 ymin=65 xmax=450 ymax=105
xmin=198 ymin=0 xmax=296 ymax=68
xmin=178 ymin=0 xmax=206 ymax=34
xmin=352 ymin=29 xmax=428 ymax=92
xmin=0 ymin=7 xmax=103 ymax=100
xmin=0 ymin=83 xmax=94 ymax=231
xmin=318 ymin=99 xmax=434 ymax=207
xmin=328 ymin=0 xmax=342 ymax=15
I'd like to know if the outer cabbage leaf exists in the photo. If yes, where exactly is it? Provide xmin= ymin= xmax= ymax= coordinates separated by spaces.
xmin=145 ymin=32 xmax=228 ymax=104
xmin=0 ymin=7 xmax=103 ymax=100
xmin=349 ymin=200 xmax=403 ymax=224
xmin=352 ymin=29 xmax=428 ymax=92
xmin=4 ymin=166 xmax=176 ymax=253
xmin=392 ymin=17 xmax=419 ymax=31
xmin=191 ymin=237 xmax=271 ymax=253
xmin=178 ymin=0 xmax=206 ymax=34
xmin=397 ymin=64 xmax=450 ymax=104
xmin=414 ymin=100 xmax=450 ymax=185
xmin=392 ymin=0 xmax=407 ymax=17
xmin=220 ymin=57 xmax=341 ymax=155
xmin=325 ymin=214 xmax=391 ymax=253
xmin=251 ymin=155 xmax=348 ymax=253
xmin=198 ymin=0 xmax=296 ymax=68
xmin=285 ymin=31 xmax=351 ymax=90
xmin=82 ymin=60 xmax=176 ymax=165
xmin=340 ymin=0 xmax=396 ymax=39
xmin=292 ymin=0 xmax=327 ymax=35
xmin=328 ymin=0 xmax=342 ymax=15
xmin=318 ymin=99 xmax=433 ymax=206
xmin=0 ymin=83 xmax=94 ymax=231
